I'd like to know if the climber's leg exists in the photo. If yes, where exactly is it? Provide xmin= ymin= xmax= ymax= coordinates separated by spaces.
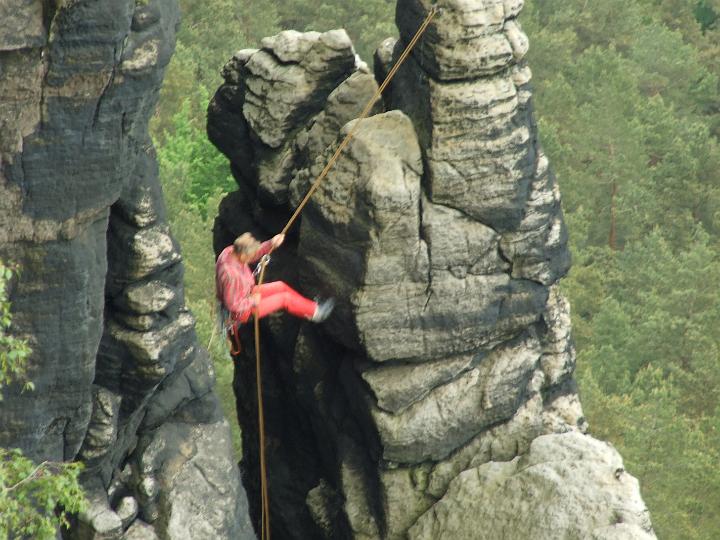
xmin=253 ymin=281 xmax=317 ymax=319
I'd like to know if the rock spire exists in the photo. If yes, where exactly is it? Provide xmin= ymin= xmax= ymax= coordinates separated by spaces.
xmin=208 ymin=1 xmax=655 ymax=538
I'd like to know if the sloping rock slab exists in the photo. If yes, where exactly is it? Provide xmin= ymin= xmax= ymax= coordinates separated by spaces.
xmin=409 ymin=431 xmax=656 ymax=539
xmin=136 ymin=419 xmax=255 ymax=539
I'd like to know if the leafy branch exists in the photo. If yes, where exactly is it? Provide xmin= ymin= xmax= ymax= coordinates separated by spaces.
xmin=0 ymin=261 xmax=86 ymax=539
xmin=0 ymin=262 xmax=32 ymax=395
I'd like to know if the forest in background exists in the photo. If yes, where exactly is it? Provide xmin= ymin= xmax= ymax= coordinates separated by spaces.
xmin=152 ymin=1 xmax=720 ymax=538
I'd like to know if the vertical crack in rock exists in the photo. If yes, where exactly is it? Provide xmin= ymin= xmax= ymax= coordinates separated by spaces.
xmin=0 ymin=1 xmax=252 ymax=538
xmin=90 ymin=43 xmax=121 ymax=131
xmin=418 ymin=195 xmax=433 ymax=312
xmin=207 ymin=1 xmax=656 ymax=539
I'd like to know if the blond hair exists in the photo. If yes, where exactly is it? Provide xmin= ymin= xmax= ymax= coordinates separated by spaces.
xmin=233 ymin=233 xmax=260 ymax=256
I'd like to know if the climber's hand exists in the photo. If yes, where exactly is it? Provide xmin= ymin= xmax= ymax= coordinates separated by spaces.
xmin=271 ymin=234 xmax=285 ymax=249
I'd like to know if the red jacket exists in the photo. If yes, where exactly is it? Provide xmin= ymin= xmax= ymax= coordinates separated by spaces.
xmin=215 ymin=241 xmax=273 ymax=323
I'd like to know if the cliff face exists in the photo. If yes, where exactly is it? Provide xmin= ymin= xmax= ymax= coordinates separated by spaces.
xmin=209 ymin=1 xmax=656 ymax=539
xmin=0 ymin=1 xmax=251 ymax=538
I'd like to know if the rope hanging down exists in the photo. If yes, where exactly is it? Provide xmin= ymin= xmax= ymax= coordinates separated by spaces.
xmin=254 ymin=7 xmax=438 ymax=540
xmin=254 ymin=255 xmax=271 ymax=540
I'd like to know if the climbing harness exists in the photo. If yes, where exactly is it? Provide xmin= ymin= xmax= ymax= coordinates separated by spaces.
xmin=222 ymin=254 xmax=272 ymax=357
xmin=250 ymin=8 xmax=438 ymax=540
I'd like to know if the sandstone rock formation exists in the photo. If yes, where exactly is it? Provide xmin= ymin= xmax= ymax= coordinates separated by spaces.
xmin=408 ymin=432 xmax=655 ymax=540
xmin=0 ymin=1 xmax=251 ymax=538
xmin=208 ymin=1 xmax=655 ymax=538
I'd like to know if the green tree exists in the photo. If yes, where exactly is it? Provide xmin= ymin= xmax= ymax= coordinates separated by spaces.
xmin=152 ymin=0 xmax=280 ymax=138
xmin=524 ymin=1 xmax=720 ymax=537
xmin=579 ymin=366 xmax=720 ymax=539
xmin=0 ymin=262 xmax=31 ymax=392
xmin=0 ymin=263 xmax=86 ymax=539
xmin=695 ymin=0 xmax=720 ymax=30
xmin=274 ymin=0 xmax=396 ymax=62
xmin=158 ymin=93 xmax=235 ymax=214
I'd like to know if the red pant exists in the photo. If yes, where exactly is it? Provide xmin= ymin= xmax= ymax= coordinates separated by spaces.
xmin=242 ymin=281 xmax=317 ymax=322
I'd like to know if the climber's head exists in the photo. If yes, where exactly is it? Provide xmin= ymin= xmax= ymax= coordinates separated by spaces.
xmin=233 ymin=233 xmax=261 ymax=263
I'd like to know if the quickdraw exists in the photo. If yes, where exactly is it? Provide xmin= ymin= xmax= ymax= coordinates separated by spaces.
xmin=253 ymin=254 xmax=271 ymax=278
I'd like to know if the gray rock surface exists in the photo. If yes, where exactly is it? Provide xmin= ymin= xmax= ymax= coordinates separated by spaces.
xmin=208 ymin=29 xmax=360 ymax=206
xmin=408 ymin=432 xmax=655 ymax=540
xmin=122 ymin=520 xmax=159 ymax=540
xmin=208 ymin=2 xmax=654 ymax=539
xmin=116 ymin=496 xmax=140 ymax=530
xmin=133 ymin=420 xmax=253 ymax=539
xmin=0 ymin=1 xmax=252 ymax=538
xmin=396 ymin=0 xmax=526 ymax=81
xmin=73 ymin=476 xmax=124 ymax=540
xmin=0 ymin=0 xmax=45 ymax=51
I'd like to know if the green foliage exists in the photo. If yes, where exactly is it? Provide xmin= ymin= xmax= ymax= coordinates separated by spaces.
xmin=177 ymin=0 xmax=280 ymax=86
xmin=526 ymin=1 xmax=720 ymax=536
xmin=157 ymin=93 xmax=235 ymax=214
xmin=152 ymin=0 xmax=280 ymax=138
xmin=274 ymin=0 xmax=396 ymax=62
xmin=157 ymin=103 xmax=229 ymax=311
xmin=695 ymin=0 xmax=719 ymax=30
xmin=0 ymin=262 xmax=32 ymax=394
xmin=567 ymin=231 xmax=720 ymax=412
xmin=525 ymin=1 xmax=720 ymax=250
xmin=0 ymin=263 xmax=86 ymax=539
xmin=579 ymin=367 xmax=720 ymax=539
xmin=0 ymin=450 xmax=86 ymax=539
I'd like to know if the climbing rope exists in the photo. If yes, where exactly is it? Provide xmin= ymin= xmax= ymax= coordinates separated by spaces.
xmin=254 ymin=7 xmax=439 ymax=539
xmin=254 ymin=254 xmax=271 ymax=540
xmin=280 ymin=6 xmax=439 ymax=237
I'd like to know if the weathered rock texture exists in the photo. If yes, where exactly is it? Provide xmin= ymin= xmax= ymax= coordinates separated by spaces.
xmin=0 ymin=1 xmax=251 ymax=538
xmin=209 ymin=1 xmax=654 ymax=539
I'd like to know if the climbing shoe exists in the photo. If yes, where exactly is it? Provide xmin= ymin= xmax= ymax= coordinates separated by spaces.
xmin=312 ymin=298 xmax=335 ymax=322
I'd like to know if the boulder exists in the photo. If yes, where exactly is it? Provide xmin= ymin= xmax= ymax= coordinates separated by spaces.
xmin=409 ymin=432 xmax=656 ymax=540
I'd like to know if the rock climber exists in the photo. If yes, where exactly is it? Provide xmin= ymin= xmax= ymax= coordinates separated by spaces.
xmin=216 ymin=232 xmax=335 ymax=354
